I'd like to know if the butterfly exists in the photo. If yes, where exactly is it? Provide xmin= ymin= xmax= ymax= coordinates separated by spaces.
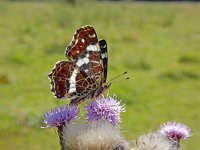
xmin=48 ymin=25 xmax=111 ymax=105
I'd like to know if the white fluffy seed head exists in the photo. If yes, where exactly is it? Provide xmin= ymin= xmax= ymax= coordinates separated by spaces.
xmin=62 ymin=122 xmax=129 ymax=150
xmin=62 ymin=123 xmax=88 ymax=149
xmin=134 ymin=132 xmax=179 ymax=150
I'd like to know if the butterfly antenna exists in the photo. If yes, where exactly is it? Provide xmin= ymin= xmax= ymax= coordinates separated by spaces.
xmin=107 ymin=71 xmax=129 ymax=84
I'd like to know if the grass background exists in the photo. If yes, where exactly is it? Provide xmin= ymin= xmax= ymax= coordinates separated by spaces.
xmin=0 ymin=1 xmax=200 ymax=149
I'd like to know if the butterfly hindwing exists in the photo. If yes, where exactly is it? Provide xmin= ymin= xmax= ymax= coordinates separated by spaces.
xmin=48 ymin=61 xmax=96 ymax=100
xmin=48 ymin=61 xmax=73 ymax=98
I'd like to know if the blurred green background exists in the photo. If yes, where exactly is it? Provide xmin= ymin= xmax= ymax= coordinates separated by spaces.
xmin=0 ymin=1 xmax=200 ymax=149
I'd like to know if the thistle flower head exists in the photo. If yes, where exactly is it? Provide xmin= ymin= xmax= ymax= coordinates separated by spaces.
xmin=85 ymin=95 xmax=125 ymax=125
xmin=134 ymin=132 xmax=178 ymax=150
xmin=158 ymin=121 xmax=191 ymax=141
xmin=43 ymin=104 xmax=79 ymax=128
xmin=63 ymin=122 xmax=129 ymax=150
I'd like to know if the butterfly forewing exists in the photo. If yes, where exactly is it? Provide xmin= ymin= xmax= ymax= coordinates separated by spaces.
xmin=67 ymin=26 xmax=105 ymax=85
xmin=66 ymin=26 xmax=98 ymax=61
xmin=99 ymin=39 xmax=108 ymax=83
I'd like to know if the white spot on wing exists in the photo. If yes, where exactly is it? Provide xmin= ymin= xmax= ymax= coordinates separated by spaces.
xmin=101 ymin=53 xmax=107 ymax=59
xmin=69 ymin=69 xmax=78 ymax=93
xmin=101 ymin=44 xmax=107 ymax=48
xmin=81 ymin=39 xmax=85 ymax=43
xmin=76 ymin=57 xmax=89 ymax=67
xmin=89 ymin=34 xmax=96 ymax=38
xmin=86 ymin=43 xmax=99 ymax=52
xmin=91 ymin=60 xmax=99 ymax=64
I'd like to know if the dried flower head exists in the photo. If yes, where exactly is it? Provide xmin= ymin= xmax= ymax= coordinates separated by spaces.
xmin=134 ymin=132 xmax=178 ymax=150
xmin=43 ymin=104 xmax=79 ymax=128
xmin=62 ymin=123 xmax=88 ymax=149
xmin=158 ymin=121 xmax=191 ymax=141
xmin=114 ymin=139 xmax=130 ymax=150
xmin=63 ymin=122 xmax=129 ymax=150
xmin=85 ymin=95 xmax=125 ymax=125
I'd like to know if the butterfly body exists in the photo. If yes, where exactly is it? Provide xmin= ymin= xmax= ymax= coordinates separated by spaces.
xmin=48 ymin=25 xmax=109 ymax=105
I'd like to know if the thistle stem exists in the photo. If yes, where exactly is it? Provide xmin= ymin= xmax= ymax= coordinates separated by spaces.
xmin=57 ymin=125 xmax=65 ymax=150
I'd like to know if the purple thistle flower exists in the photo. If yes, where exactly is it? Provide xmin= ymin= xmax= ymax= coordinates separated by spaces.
xmin=85 ymin=95 xmax=125 ymax=125
xmin=43 ymin=104 xmax=79 ymax=128
xmin=158 ymin=121 xmax=191 ymax=141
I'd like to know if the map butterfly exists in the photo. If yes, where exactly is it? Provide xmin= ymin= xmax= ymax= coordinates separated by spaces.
xmin=48 ymin=25 xmax=110 ymax=105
